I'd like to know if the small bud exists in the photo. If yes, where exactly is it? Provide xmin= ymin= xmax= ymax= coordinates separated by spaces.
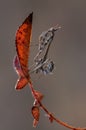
xmin=34 ymin=90 xmax=44 ymax=101
xmin=45 ymin=113 xmax=53 ymax=123
xmin=49 ymin=114 xmax=53 ymax=123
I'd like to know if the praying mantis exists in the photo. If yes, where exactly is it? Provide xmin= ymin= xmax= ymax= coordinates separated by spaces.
xmin=30 ymin=24 xmax=61 ymax=75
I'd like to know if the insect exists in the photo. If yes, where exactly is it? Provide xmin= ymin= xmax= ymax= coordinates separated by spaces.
xmin=34 ymin=24 xmax=61 ymax=61
xmin=31 ymin=25 xmax=61 ymax=75
xmin=14 ymin=12 xmax=60 ymax=89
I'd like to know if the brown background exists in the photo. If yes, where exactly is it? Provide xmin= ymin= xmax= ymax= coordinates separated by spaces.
xmin=0 ymin=0 xmax=86 ymax=130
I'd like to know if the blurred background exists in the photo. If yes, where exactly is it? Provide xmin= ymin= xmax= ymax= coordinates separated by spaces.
xmin=0 ymin=0 xmax=86 ymax=130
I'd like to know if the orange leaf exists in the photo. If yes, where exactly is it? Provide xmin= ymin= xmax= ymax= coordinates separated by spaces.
xmin=15 ymin=12 xmax=33 ymax=88
xmin=31 ymin=106 xmax=40 ymax=121
xmin=31 ymin=106 xmax=40 ymax=127
xmin=15 ymin=77 xmax=29 ymax=90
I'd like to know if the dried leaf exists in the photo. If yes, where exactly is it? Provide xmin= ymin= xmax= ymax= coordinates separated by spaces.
xmin=14 ymin=12 xmax=33 ymax=89
xmin=31 ymin=106 xmax=40 ymax=121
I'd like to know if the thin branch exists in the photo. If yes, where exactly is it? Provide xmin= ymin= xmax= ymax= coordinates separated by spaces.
xmin=29 ymin=82 xmax=86 ymax=130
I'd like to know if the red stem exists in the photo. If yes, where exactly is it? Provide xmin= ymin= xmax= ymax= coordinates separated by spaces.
xmin=29 ymin=82 xmax=86 ymax=130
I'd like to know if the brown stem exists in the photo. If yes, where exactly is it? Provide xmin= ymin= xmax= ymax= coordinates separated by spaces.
xmin=28 ymin=82 xmax=86 ymax=130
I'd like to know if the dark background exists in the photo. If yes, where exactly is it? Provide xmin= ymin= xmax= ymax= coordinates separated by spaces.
xmin=0 ymin=0 xmax=86 ymax=130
